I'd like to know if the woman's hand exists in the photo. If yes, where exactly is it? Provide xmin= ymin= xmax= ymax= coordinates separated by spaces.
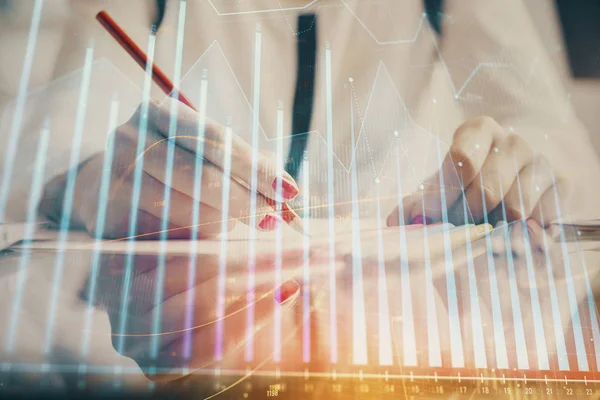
xmin=88 ymin=251 xmax=302 ymax=381
xmin=387 ymin=116 xmax=573 ymax=228
xmin=61 ymin=98 xmax=299 ymax=239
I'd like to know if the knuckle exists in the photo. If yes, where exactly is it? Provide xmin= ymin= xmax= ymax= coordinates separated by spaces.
xmin=532 ymin=154 xmax=552 ymax=171
xmin=451 ymin=146 xmax=477 ymax=172
xmin=481 ymin=182 xmax=502 ymax=206
xmin=471 ymin=115 xmax=498 ymax=130
xmin=502 ymin=134 xmax=522 ymax=151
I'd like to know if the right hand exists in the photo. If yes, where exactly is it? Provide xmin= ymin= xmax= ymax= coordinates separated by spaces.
xmin=70 ymin=99 xmax=300 ymax=239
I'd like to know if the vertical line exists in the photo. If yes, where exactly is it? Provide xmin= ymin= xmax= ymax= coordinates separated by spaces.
xmin=538 ymin=206 xmax=569 ymax=370
xmin=512 ymin=157 xmax=549 ymax=370
xmin=574 ymin=239 xmax=600 ymax=370
xmin=116 ymin=32 xmax=157 ymax=355
xmin=0 ymin=0 xmax=44 ymax=222
xmin=549 ymin=171 xmax=589 ymax=371
xmin=43 ymin=46 xmax=95 ymax=355
xmin=434 ymin=136 xmax=464 ymax=367
xmin=80 ymin=96 xmax=120 ymax=358
xmin=478 ymin=174 xmax=508 ymax=368
xmin=421 ymin=196 xmax=441 ymax=367
xmin=214 ymin=120 xmax=233 ymax=360
xmin=302 ymin=151 xmax=311 ymax=363
xmin=273 ymin=103 xmax=284 ymax=363
xmin=324 ymin=41 xmax=337 ymax=364
xmin=244 ymin=24 xmax=262 ymax=363
xmin=150 ymin=0 xmax=187 ymax=359
xmin=394 ymin=141 xmax=416 ymax=366
xmin=497 ymin=174 xmax=529 ymax=370
xmin=183 ymin=70 xmax=208 ymax=359
xmin=4 ymin=119 xmax=50 ymax=352
xmin=376 ymin=187 xmax=392 ymax=366
xmin=459 ymin=172 xmax=486 ymax=368
xmin=349 ymin=89 xmax=367 ymax=365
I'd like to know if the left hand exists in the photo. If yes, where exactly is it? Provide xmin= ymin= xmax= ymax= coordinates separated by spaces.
xmin=87 ymin=250 xmax=305 ymax=382
xmin=387 ymin=116 xmax=572 ymax=228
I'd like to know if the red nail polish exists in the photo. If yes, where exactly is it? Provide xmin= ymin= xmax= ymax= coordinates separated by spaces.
xmin=411 ymin=215 xmax=432 ymax=225
xmin=258 ymin=214 xmax=282 ymax=231
xmin=272 ymin=177 xmax=299 ymax=199
xmin=274 ymin=280 xmax=300 ymax=304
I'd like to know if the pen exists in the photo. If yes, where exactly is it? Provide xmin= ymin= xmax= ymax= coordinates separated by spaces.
xmin=96 ymin=10 xmax=306 ymax=235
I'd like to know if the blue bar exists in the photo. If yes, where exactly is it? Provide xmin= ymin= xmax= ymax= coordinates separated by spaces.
xmin=150 ymin=0 xmax=188 ymax=358
xmin=214 ymin=121 xmax=234 ymax=360
xmin=43 ymin=46 xmax=95 ymax=355
xmin=512 ymin=158 xmax=549 ymax=370
xmin=394 ymin=141 xmax=417 ymax=366
xmin=324 ymin=42 xmax=338 ymax=364
xmin=349 ymin=83 xmax=367 ymax=365
xmin=0 ymin=0 xmax=44 ymax=222
xmin=421 ymin=197 xmax=441 ymax=367
xmin=538 ymin=206 xmax=569 ymax=370
xmin=497 ymin=176 xmax=529 ymax=370
xmin=302 ymin=152 xmax=311 ymax=363
xmin=273 ymin=104 xmax=284 ymax=363
xmin=4 ymin=120 xmax=51 ymax=352
xmin=574 ymin=240 xmax=600 ymax=370
xmin=460 ymin=188 xmax=487 ymax=368
xmin=183 ymin=71 xmax=208 ymax=359
xmin=376 ymin=189 xmax=392 ymax=366
xmin=478 ymin=174 xmax=508 ymax=369
xmin=434 ymin=137 xmax=464 ymax=368
xmin=80 ymin=96 xmax=120 ymax=358
xmin=116 ymin=32 xmax=157 ymax=355
xmin=244 ymin=24 xmax=263 ymax=363
xmin=549 ymin=172 xmax=589 ymax=371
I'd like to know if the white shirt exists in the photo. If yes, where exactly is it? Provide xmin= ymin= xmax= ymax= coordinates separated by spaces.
xmin=1 ymin=0 xmax=599 ymax=222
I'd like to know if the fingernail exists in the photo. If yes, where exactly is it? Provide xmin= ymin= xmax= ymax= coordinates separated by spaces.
xmin=258 ymin=213 xmax=283 ymax=231
xmin=274 ymin=279 xmax=300 ymax=304
xmin=476 ymin=223 xmax=493 ymax=236
xmin=272 ymin=177 xmax=299 ymax=200
xmin=411 ymin=215 xmax=432 ymax=225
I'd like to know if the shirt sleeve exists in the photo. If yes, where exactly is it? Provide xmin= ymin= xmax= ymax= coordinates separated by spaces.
xmin=0 ymin=1 xmax=139 ymax=223
xmin=439 ymin=0 xmax=600 ymax=219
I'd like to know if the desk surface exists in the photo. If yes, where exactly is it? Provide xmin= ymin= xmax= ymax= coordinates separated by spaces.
xmin=1 ymin=228 xmax=600 ymax=398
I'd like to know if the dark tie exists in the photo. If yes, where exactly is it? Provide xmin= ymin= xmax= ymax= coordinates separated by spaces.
xmin=153 ymin=0 xmax=167 ymax=31
xmin=285 ymin=13 xmax=318 ymax=179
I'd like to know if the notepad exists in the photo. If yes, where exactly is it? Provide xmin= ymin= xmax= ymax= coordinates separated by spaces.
xmin=14 ymin=220 xmax=491 ymax=262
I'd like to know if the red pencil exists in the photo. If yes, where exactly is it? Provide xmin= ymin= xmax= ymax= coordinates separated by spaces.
xmin=96 ymin=10 xmax=305 ymax=232
xmin=96 ymin=11 xmax=196 ymax=110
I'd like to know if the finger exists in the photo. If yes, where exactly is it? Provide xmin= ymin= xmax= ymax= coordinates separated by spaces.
xmin=140 ymin=279 xmax=301 ymax=380
xmin=410 ymin=117 xmax=503 ymax=222
xmin=460 ymin=134 xmax=533 ymax=223
xmin=141 ymin=249 xmax=308 ymax=310
xmin=139 ymin=132 xmax=282 ymax=230
xmin=386 ymin=192 xmax=421 ymax=226
xmin=136 ymin=171 xmax=231 ymax=236
xmin=101 ymin=204 xmax=203 ymax=240
xmin=107 ymin=166 xmax=232 ymax=238
xmin=508 ymin=219 xmax=528 ymax=258
xmin=531 ymin=178 xmax=574 ymax=227
xmin=501 ymin=155 xmax=554 ymax=221
xmin=428 ymin=232 xmax=488 ymax=278
xmin=151 ymin=99 xmax=299 ymax=201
